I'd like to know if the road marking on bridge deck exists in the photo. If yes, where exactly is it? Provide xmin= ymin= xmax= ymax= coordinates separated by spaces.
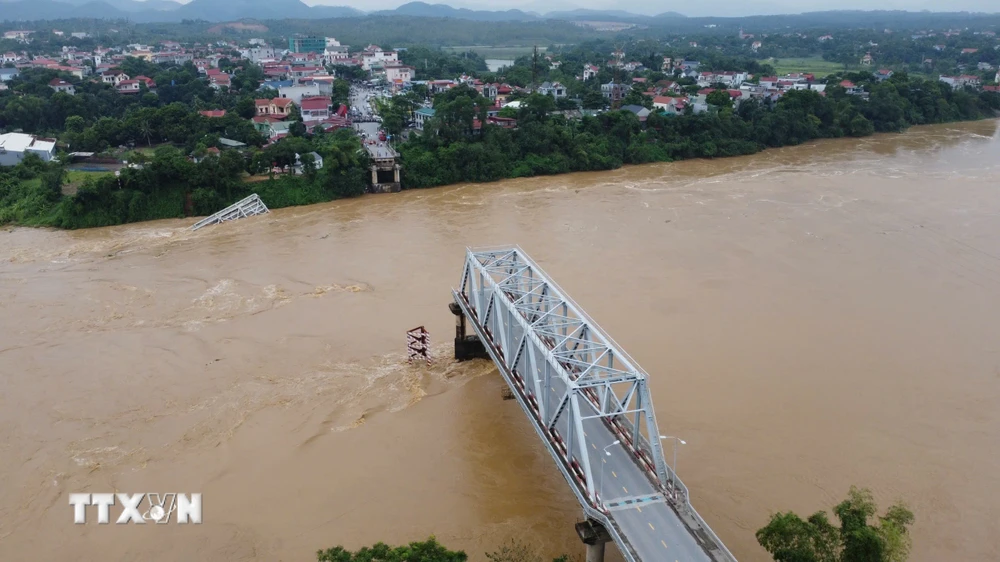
xmin=661 ymin=540 xmax=667 ymax=549
xmin=603 ymin=494 xmax=665 ymax=512
xmin=592 ymin=443 xmax=596 ymax=450
xmin=612 ymin=471 xmax=617 ymax=478
xmin=648 ymin=522 xmax=655 ymax=531
xmin=622 ymin=486 xmax=628 ymax=493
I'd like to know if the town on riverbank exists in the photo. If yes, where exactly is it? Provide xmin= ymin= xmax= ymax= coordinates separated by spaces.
xmin=1 ymin=15 xmax=999 ymax=228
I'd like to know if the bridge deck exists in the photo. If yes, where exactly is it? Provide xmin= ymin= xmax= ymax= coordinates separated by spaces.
xmin=453 ymin=246 xmax=735 ymax=562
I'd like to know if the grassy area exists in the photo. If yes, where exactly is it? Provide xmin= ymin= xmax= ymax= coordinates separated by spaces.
xmin=441 ymin=45 xmax=544 ymax=59
xmin=768 ymin=57 xmax=851 ymax=77
xmin=66 ymin=170 xmax=113 ymax=183
xmin=62 ymin=169 xmax=114 ymax=196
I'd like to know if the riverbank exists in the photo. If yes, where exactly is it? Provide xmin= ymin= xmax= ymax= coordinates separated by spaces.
xmin=2 ymin=82 xmax=998 ymax=230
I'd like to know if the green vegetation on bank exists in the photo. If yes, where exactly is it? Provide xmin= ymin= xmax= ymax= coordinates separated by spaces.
xmin=316 ymin=538 xmax=568 ymax=562
xmin=0 ymin=129 xmax=367 ymax=229
xmin=2 ymin=70 xmax=998 ymax=229
xmin=757 ymin=486 xmax=914 ymax=562
xmin=397 ymin=73 xmax=1000 ymax=190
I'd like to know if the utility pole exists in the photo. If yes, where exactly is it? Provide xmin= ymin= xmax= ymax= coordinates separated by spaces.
xmin=612 ymin=42 xmax=624 ymax=109
xmin=531 ymin=44 xmax=539 ymax=90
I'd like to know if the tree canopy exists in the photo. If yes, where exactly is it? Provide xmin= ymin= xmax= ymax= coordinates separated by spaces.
xmin=756 ymin=486 xmax=915 ymax=562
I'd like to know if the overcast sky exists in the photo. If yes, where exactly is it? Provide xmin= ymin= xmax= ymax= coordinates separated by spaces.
xmin=302 ymin=0 xmax=1000 ymax=17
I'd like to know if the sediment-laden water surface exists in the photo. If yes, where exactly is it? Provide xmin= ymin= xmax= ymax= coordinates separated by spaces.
xmin=1 ymin=121 xmax=999 ymax=561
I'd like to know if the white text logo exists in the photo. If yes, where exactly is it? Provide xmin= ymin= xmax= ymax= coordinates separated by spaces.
xmin=69 ymin=493 xmax=202 ymax=524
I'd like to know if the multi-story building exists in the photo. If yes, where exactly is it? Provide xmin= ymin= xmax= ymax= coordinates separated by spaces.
xmin=360 ymin=45 xmax=398 ymax=71
xmin=240 ymin=46 xmax=276 ymax=64
xmin=255 ymin=97 xmax=297 ymax=118
xmin=300 ymin=96 xmax=332 ymax=121
xmin=101 ymin=70 xmax=129 ymax=86
xmin=601 ymin=81 xmax=628 ymax=102
xmin=537 ymin=81 xmax=567 ymax=99
xmin=49 ymin=78 xmax=75 ymax=95
xmin=278 ymin=83 xmax=321 ymax=105
xmin=383 ymin=64 xmax=414 ymax=85
xmin=288 ymin=36 xmax=325 ymax=54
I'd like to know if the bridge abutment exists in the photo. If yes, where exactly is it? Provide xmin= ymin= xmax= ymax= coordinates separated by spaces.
xmin=449 ymin=302 xmax=488 ymax=361
xmin=575 ymin=520 xmax=612 ymax=562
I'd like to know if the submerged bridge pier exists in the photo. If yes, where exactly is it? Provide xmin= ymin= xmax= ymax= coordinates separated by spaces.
xmin=450 ymin=246 xmax=737 ymax=562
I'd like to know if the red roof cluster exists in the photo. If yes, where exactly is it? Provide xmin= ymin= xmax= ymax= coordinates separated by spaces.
xmin=299 ymin=96 xmax=331 ymax=111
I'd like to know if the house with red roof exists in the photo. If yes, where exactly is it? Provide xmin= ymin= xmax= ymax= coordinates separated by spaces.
xmin=300 ymin=96 xmax=332 ymax=121
xmin=115 ymin=76 xmax=154 ymax=94
xmin=255 ymin=97 xmax=296 ymax=118
xmin=839 ymin=80 xmax=864 ymax=96
xmin=101 ymin=69 xmax=129 ymax=86
xmin=209 ymin=73 xmax=231 ymax=89
xmin=48 ymin=78 xmax=75 ymax=95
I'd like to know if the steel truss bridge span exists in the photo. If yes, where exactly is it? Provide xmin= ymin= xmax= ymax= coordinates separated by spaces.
xmin=452 ymin=246 xmax=736 ymax=562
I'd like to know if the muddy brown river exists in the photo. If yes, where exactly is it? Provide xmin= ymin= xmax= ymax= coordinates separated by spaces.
xmin=2 ymin=121 xmax=999 ymax=562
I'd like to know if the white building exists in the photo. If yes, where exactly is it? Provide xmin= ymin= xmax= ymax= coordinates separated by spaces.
xmin=360 ymin=45 xmax=398 ymax=71
xmin=49 ymin=78 xmax=75 ymax=95
xmin=383 ymin=64 xmax=414 ymax=85
xmin=537 ymin=81 xmax=567 ymax=99
xmin=0 ymin=133 xmax=57 ymax=166
xmin=278 ymin=83 xmax=321 ymax=105
xmin=696 ymin=71 xmax=748 ymax=88
xmin=240 ymin=46 xmax=276 ymax=64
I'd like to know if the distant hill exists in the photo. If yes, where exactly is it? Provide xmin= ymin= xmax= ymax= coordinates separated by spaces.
xmin=0 ymin=0 xmax=130 ymax=20
xmin=173 ymin=0 xmax=313 ymax=21
xmin=310 ymin=4 xmax=364 ymax=17
xmin=374 ymin=2 xmax=538 ymax=21
xmin=544 ymin=9 xmax=649 ymax=20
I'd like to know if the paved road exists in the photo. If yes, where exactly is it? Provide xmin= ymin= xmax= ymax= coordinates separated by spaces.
xmin=544 ymin=373 xmax=712 ymax=562
xmin=364 ymin=142 xmax=398 ymax=159
xmin=349 ymin=84 xmax=382 ymax=139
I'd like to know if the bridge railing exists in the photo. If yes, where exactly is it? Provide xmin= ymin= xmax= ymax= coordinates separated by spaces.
xmin=455 ymin=245 xmax=737 ymax=562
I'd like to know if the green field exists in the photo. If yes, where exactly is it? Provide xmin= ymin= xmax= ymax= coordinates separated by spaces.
xmin=768 ymin=57 xmax=851 ymax=77
xmin=62 ymin=169 xmax=114 ymax=195
xmin=441 ymin=45 xmax=545 ymax=59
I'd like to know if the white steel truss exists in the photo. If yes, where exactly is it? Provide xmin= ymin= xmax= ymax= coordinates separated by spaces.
xmin=191 ymin=193 xmax=269 ymax=231
xmin=453 ymin=246 xmax=737 ymax=562
xmin=456 ymin=246 xmax=672 ymax=497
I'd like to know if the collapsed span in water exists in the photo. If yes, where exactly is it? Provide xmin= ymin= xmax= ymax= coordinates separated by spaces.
xmin=190 ymin=194 xmax=269 ymax=231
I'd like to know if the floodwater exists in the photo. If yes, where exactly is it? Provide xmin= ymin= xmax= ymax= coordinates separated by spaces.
xmin=485 ymin=59 xmax=515 ymax=72
xmin=2 ymin=120 xmax=999 ymax=562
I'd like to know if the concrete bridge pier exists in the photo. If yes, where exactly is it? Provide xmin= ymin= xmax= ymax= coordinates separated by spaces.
xmin=585 ymin=542 xmax=606 ymax=562
xmin=575 ymin=520 xmax=612 ymax=562
xmin=449 ymin=302 xmax=488 ymax=361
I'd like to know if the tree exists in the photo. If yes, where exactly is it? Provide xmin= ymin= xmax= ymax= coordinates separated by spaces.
xmin=235 ymin=97 xmax=256 ymax=119
xmin=757 ymin=487 xmax=914 ymax=562
xmin=706 ymin=89 xmax=733 ymax=108
xmin=316 ymin=537 xmax=466 ymax=562
xmin=484 ymin=539 xmax=567 ymax=562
